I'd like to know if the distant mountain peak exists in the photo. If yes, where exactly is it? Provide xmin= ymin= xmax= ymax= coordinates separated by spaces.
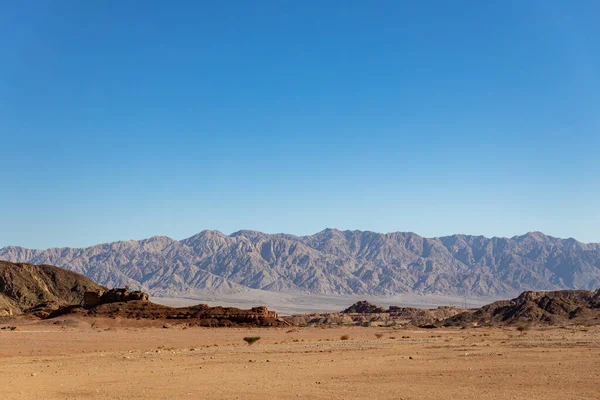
xmin=519 ymin=231 xmax=550 ymax=241
xmin=230 ymin=229 xmax=266 ymax=238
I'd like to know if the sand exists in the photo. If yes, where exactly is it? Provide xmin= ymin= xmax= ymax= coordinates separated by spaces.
xmin=1 ymin=318 xmax=599 ymax=399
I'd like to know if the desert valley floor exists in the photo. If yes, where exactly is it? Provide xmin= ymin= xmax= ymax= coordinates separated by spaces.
xmin=1 ymin=318 xmax=599 ymax=400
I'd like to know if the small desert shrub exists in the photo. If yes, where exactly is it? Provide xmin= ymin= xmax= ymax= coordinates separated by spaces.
xmin=375 ymin=333 xmax=384 ymax=339
xmin=340 ymin=334 xmax=350 ymax=340
xmin=243 ymin=336 xmax=261 ymax=345
xmin=516 ymin=325 xmax=530 ymax=332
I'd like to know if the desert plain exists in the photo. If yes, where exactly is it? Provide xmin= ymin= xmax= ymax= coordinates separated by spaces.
xmin=1 ymin=317 xmax=599 ymax=400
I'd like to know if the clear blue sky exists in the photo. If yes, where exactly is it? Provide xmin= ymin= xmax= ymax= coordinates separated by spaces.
xmin=1 ymin=1 xmax=599 ymax=248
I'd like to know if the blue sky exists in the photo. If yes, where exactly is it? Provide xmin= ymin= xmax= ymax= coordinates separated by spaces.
xmin=1 ymin=1 xmax=599 ymax=248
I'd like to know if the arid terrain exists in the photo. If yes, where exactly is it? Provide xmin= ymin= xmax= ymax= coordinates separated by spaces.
xmin=2 ymin=260 xmax=600 ymax=399
xmin=1 ymin=318 xmax=599 ymax=400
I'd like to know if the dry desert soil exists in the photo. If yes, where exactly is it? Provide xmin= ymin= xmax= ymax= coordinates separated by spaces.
xmin=1 ymin=318 xmax=599 ymax=400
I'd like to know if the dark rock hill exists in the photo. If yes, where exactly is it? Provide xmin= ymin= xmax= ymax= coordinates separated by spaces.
xmin=0 ymin=261 xmax=105 ymax=316
xmin=342 ymin=301 xmax=386 ymax=314
xmin=443 ymin=289 xmax=600 ymax=326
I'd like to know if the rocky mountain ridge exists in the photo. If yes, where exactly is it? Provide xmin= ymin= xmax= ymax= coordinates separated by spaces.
xmin=1 ymin=230 xmax=600 ymax=297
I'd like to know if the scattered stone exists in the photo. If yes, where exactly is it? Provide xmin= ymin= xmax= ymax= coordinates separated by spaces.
xmin=1 ymin=326 xmax=17 ymax=331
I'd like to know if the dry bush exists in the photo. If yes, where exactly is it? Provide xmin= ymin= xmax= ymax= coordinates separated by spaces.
xmin=243 ymin=336 xmax=261 ymax=345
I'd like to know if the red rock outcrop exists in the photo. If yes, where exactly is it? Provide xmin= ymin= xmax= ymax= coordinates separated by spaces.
xmin=58 ymin=300 xmax=287 ymax=326
xmin=83 ymin=287 xmax=149 ymax=307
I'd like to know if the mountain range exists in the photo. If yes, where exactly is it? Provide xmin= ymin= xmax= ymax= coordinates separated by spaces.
xmin=1 ymin=229 xmax=599 ymax=298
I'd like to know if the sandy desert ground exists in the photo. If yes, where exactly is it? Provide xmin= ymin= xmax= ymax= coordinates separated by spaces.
xmin=1 ymin=318 xmax=599 ymax=400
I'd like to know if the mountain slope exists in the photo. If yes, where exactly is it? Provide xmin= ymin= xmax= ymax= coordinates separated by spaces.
xmin=1 ymin=230 xmax=600 ymax=297
xmin=0 ymin=261 xmax=106 ymax=315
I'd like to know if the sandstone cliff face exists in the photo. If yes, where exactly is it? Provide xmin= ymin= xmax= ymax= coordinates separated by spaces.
xmin=2 ymin=230 xmax=600 ymax=297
